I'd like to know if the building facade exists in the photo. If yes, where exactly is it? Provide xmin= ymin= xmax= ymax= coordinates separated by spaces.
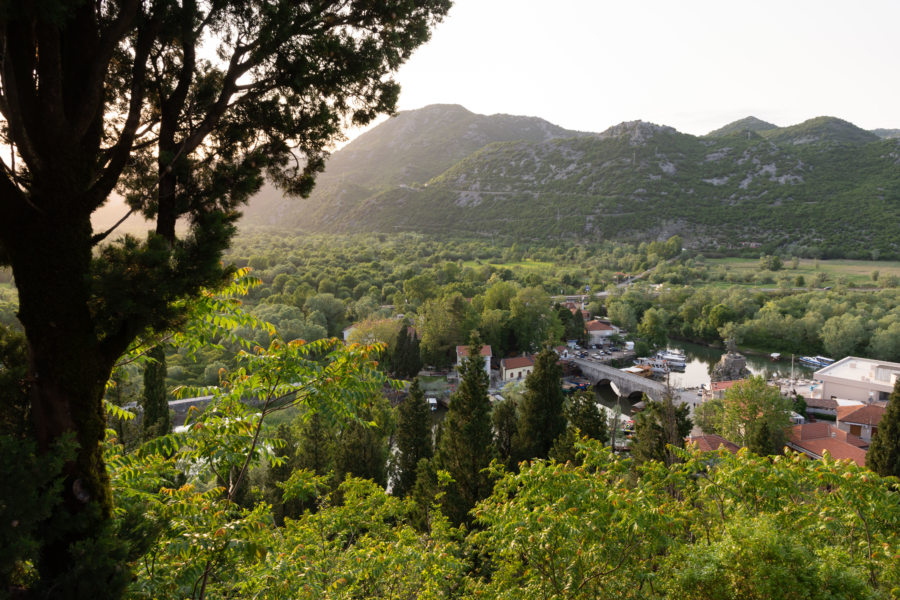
xmin=815 ymin=357 xmax=900 ymax=404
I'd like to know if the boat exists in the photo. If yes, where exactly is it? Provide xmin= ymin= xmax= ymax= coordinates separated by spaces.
xmin=621 ymin=365 xmax=653 ymax=378
xmin=655 ymin=350 xmax=686 ymax=369
xmin=798 ymin=355 xmax=835 ymax=368
xmin=657 ymin=349 xmax=687 ymax=363
xmin=635 ymin=357 xmax=669 ymax=374
xmin=770 ymin=352 xmax=781 ymax=362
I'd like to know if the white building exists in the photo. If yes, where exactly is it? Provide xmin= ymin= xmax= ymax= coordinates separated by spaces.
xmin=815 ymin=356 xmax=900 ymax=404
xmin=585 ymin=319 xmax=619 ymax=346
xmin=456 ymin=345 xmax=492 ymax=379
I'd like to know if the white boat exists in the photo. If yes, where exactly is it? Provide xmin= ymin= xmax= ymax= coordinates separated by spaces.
xmin=799 ymin=355 xmax=835 ymax=368
xmin=655 ymin=350 xmax=686 ymax=368
xmin=636 ymin=357 xmax=669 ymax=374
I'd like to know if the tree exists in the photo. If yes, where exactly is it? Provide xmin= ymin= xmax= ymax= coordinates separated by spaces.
xmin=549 ymin=391 xmax=608 ymax=464
xmin=607 ymin=300 xmax=638 ymax=332
xmin=0 ymin=2 xmax=450 ymax=592
xmin=510 ymin=287 xmax=561 ymax=352
xmin=393 ymin=379 xmax=433 ymax=496
xmin=694 ymin=398 xmax=724 ymax=435
xmin=515 ymin=347 xmax=567 ymax=460
xmin=631 ymin=392 xmax=692 ymax=465
xmin=746 ymin=420 xmax=776 ymax=456
xmin=718 ymin=376 xmax=792 ymax=449
xmin=434 ymin=338 xmax=494 ymax=526
xmin=637 ymin=307 xmax=669 ymax=348
xmin=491 ymin=394 xmax=520 ymax=470
xmin=821 ymin=314 xmax=867 ymax=358
xmin=419 ymin=293 xmax=476 ymax=368
xmin=867 ymin=381 xmax=900 ymax=477
xmin=140 ymin=346 xmax=170 ymax=440
xmin=389 ymin=322 xmax=423 ymax=379
xmin=335 ymin=394 xmax=393 ymax=488
xmin=759 ymin=254 xmax=783 ymax=271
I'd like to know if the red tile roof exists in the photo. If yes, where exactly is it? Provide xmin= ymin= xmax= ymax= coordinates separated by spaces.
xmin=788 ymin=422 xmax=868 ymax=466
xmin=501 ymin=356 xmax=534 ymax=370
xmin=837 ymin=404 xmax=885 ymax=427
xmin=805 ymin=397 xmax=838 ymax=409
xmin=709 ymin=380 xmax=746 ymax=392
xmin=687 ymin=435 xmax=740 ymax=454
xmin=585 ymin=320 xmax=615 ymax=332
xmin=835 ymin=403 xmax=865 ymax=421
xmin=456 ymin=345 xmax=492 ymax=358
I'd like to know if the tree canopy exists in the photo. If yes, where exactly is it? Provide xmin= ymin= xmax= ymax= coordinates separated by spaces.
xmin=0 ymin=1 xmax=450 ymax=594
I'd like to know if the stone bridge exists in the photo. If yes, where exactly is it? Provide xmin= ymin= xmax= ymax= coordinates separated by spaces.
xmin=572 ymin=358 xmax=668 ymax=401
xmin=569 ymin=358 xmax=704 ymax=409
xmin=125 ymin=394 xmax=216 ymax=427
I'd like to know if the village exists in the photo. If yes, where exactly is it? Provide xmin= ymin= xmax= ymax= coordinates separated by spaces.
xmin=387 ymin=296 xmax=893 ymax=468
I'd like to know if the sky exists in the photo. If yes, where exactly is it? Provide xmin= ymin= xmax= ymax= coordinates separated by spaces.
xmin=349 ymin=0 xmax=900 ymax=139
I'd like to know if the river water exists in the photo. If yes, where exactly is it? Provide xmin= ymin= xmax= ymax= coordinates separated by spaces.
xmin=594 ymin=341 xmax=817 ymax=413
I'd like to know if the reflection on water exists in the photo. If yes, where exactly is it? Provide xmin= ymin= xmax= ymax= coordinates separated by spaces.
xmin=593 ymin=341 xmax=817 ymax=415
xmin=666 ymin=341 xmax=816 ymax=388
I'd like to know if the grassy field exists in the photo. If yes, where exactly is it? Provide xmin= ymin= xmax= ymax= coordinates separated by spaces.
xmin=704 ymin=258 xmax=900 ymax=288
xmin=461 ymin=259 xmax=555 ymax=273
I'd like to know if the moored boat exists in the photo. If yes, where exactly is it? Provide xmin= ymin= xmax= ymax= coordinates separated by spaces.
xmin=655 ymin=350 xmax=686 ymax=369
xmin=799 ymin=355 xmax=835 ymax=368
xmin=636 ymin=356 xmax=669 ymax=374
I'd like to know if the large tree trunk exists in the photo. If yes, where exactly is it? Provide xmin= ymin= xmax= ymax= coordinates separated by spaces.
xmin=8 ymin=203 xmax=128 ymax=596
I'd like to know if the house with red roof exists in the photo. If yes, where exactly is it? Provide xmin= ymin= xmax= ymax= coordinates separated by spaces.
xmin=836 ymin=403 xmax=885 ymax=443
xmin=686 ymin=434 xmax=740 ymax=454
xmin=701 ymin=379 xmax=748 ymax=402
xmin=456 ymin=345 xmax=492 ymax=379
xmin=500 ymin=355 xmax=535 ymax=382
xmin=786 ymin=421 xmax=868 ymax=467
xmin=585 ymin=319 xmax=619 ymax=346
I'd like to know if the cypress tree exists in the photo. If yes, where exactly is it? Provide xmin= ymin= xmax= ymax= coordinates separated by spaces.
xmin=550 ymin=390 xmax=610 ymax=463
xmin=141 ymin=346 xmax=169 ymax=440
xmin=867 ymin=381 xmax=900 ymax=477
xmin=406 ymin=331 xmax=423 ymax=378
xmin=295 ymin=411 xmax=336 ymax=477
xmin=435 ymin=337 xmax=494 ymax=526
xmin=747 ymin=420 xmax=777 ymax=456
xmin=391 ymin=323 xmax=423 ymax=379
xmin=631 ymin=393 xmax=692 ymax=466
xmin=516 ymin=347 xmax=566 ymax=459
xmin=335 ymin=395 xmax=393 ymax=487
xmin=491 ymin=395 xmax=520 ymax=470
xmin=391 ymin=324 xmax=409 ymax=376
xmin=394 ymin=378 xmax=433 ymax=496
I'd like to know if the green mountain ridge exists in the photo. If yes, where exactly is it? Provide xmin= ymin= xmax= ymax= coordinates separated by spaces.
xmin=706 ymin=116 xmax=777 ymax=137
xmin=242 ymin=106 xmax=900 ymax=258
xmin=241 ymin=104 xmax=583 ymax=226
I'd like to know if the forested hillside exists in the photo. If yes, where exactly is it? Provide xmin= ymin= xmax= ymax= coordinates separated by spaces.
xmin=243 ymin=106 xmax=900 ymax=259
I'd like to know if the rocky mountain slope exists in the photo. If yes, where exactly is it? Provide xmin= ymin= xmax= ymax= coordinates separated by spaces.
xmin=242 ymin=106 xmax=900 ymax=258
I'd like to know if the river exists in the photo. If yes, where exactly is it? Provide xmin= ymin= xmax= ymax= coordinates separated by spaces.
xmin=594 ymin=341 xmax=817 ymax=414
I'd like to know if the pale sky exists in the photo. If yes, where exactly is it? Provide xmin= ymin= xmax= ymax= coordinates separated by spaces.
xmin=351 ymin=0 xmax=900 ymax=139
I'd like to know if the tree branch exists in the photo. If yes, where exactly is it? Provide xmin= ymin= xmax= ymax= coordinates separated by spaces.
xmin=88 ymin=15 xmax=158 ymax=209
xmin=72 ymin=0 xmax=142 ymax=138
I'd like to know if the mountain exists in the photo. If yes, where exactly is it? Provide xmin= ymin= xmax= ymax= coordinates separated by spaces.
xmin=241 ymin=104 xmax=582 ymax=227
xmin=241 ymin=106 xmax=900 ymax=259
xmin=872 ymin=128 xmax=900 ymax=140
xmin=759 ymin=116 xmax=879 ymax=146
xmin=706 ymin=116 xmax=777 ymax=138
